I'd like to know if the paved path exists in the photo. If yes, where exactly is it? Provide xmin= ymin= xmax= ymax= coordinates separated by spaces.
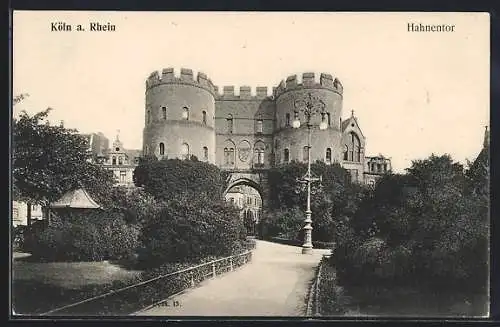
xmin=134 ymin=240 xmax=330 ymax=316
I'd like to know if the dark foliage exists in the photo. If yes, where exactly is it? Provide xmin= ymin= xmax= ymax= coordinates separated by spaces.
xmin=139 ymin=197 xmax=246 ymax=267
xmin=133 ymin=157 xmax=227 ymax=202
xmin=28 ymin=210 xmax=140 ymax=262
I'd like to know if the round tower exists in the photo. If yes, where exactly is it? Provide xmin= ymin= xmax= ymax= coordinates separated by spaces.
xmin=143 ymin=68 xmax=217 ymax=163
xmin=273 ymin=72 xmax=344 ymax=165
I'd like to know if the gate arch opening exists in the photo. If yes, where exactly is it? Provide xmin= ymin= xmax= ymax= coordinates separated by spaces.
xmin=224 ymin=181 xmax=263 ymax=237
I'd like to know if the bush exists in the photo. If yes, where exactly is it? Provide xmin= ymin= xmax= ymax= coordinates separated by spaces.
xmin=333 ymin=154 xmax=489 ymax=293
xmin=30 ymin=209 xmax=140 ymax=262
xmin=139 ymin=197 xmax=246 ymax=267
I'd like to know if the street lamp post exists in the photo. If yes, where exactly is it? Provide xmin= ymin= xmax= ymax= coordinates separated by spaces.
xmin=293 ymin=92 xmax=327 ymax=254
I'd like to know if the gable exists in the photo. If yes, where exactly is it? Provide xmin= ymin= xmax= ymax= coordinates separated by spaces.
xmin=341 ymin=116 xmax=365 ymax=139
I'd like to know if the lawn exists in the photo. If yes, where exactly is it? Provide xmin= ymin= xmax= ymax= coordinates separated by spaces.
xmin=11 ymin=254 xmax=143 ymax=315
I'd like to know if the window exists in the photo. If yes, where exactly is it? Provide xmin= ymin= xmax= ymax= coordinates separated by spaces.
xmin=247 ymin=197 xmax=252 ymax=205
xmin=285 ymin=113 xmax=290 ymax=127
xmin=118 ymin=156 xmax=123 ymax=165
xmin=327 ymin=113 xmax=331 ymax=126
xmin=159 ymin=142 xmax=165 ymax=155
xmin=284 ymin=148 xmax=290 ymax=163
xmin=182 ymin=107 xmax=189 ymax=120
xmin=115 ymin=147 xmax=120 ymax=151
xmin=343 ymin=145 xmax=348 ymax=161
xmin=181 ymin=143 xmax=190 ymax=160
xmin=254 ymin=142 xmax=265 ymax=165
xmin=203 ymin=146 xmax=208 ymax=161
xmin=384 ymin=164 xmax=387 ymax=172
xmin=326 ymin=148 xmax=332 ymax=164
xmin=162 ymin=107 xmax=167 ymax=120
xmin=147 ymin=110 xmax=151 ymax=124
xmin=112 ymin=156 xmax=116 ymax=165
xmin=144 ymin=145 xmax=149 ymax=155
xmin=227 ymin=114 xmax=233 ymax=133
xmin=224 ymin=147 xmax=235 ymax=165
xmin=229 ymin=148 xmax=235 ymax=164
xmin=377 ymin=164 xmax=382 ymax=173
xmin=256 ymin=120 xmax=263 ymax=133
xmin=202 ymin=111 xmax=207 ymax=125
xmin=119 ymin=170 xmax=127 ymax=183
xmin=346 ymin=132 xmax=361 ymax=162
xmin=303 ymin=146 xmax=309 ymax=162
xmin=230 ymin=198 xmax=235 ymax=204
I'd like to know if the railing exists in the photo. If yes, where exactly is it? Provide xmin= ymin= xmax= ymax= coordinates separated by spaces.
xmin=39 ymin=250 xmax=253 ymax=316
xmin=306 ymin=254 xmax=328 ymax=317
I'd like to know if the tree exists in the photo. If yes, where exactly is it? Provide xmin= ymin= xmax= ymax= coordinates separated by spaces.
xmin=12 ymin=108 xmax=116 ymax=227
xmin=133 ymin=157 xmax=227 ymax=202
xmin=264 ymin=160 xmax=366 ymax=242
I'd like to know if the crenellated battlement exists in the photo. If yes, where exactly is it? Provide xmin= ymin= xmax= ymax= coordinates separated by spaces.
xmin=145 ymin=68 xmax=217 ymax=95
xmin=215 ymin=86 xmax=272 ymax=100
xmin=273 ymin=72 xmax=343 ymax=98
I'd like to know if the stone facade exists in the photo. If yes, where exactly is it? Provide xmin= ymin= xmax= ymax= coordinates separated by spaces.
xmin=364 ymin=155 xmax=392 ymax=187
xmin=143 ymin=68 xmax=389 ymax=184
xmin=101 ymin=136 xmax=142 ymax=187
xmin=12 ymin=201 xmax=43 ymax=227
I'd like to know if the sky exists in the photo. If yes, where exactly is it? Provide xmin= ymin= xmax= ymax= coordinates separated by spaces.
xmin=12 ymin=11 xmax=490 ymax=173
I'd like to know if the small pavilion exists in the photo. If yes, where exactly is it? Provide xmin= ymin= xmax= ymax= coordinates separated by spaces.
xmin=48 ymin=188 xmax=101 ymax=223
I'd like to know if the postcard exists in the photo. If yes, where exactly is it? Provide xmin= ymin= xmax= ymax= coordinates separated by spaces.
xmin=11 ymin=11 xmax=490 ymax=318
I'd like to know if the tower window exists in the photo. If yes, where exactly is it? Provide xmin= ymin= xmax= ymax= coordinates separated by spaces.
xmin=159 ymin=142 xmax=165 ymax=155
xmin=147 ymin=110 xmax=151 ymax=124
xmin=327 ymin=113 xmax=331 ymax=126
xmin=326 ymin=148 xmax=332 ymax=164
xmin=202 ymin=111 xmax=207 ymax=125
xmin=284 ymin=148 xmax=290 ymax=163
xmin=256 ymin=120 xmax=263 ymax=133
xmin=227 ymin=114 xmax=233 ymax=133
xmin=162 ymin=107 xmax=167 ymax=120
xmin=203 ymin=146 xmax=208 ymax=161
xmin=112 ymin=156 xmax=116 ymax=165
xmin=285 ymin=113 xmax=290 ymax=127
xmin=182 ymin=107 xmax=189 ymax=120
xmin=303 ymin=146 xmax=308 ymax=162
xmin=181 ymin=143 xmax=190 ymax=160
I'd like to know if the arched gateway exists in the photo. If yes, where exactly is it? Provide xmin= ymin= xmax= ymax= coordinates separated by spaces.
xmin=223 ymin=172 xmax=269 ymax=236
xmin=223 ymin=172 xmax=269 ymax=209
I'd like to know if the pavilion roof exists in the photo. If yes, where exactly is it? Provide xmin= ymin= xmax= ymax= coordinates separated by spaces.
xmin=50 ymin=188 xmax=101 ymax=209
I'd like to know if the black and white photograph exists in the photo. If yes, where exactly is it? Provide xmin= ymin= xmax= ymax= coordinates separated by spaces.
xmin=10 ymin=11 xmax=490 ymax=318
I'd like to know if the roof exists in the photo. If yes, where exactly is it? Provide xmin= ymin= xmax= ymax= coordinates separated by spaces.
xmin=50 ymin=188 xmax=101 ymax=209
xmin=341 ymin=116 xmax=365 ymax=138
xmin=341 ymin=119 xmax=351 ymax=131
